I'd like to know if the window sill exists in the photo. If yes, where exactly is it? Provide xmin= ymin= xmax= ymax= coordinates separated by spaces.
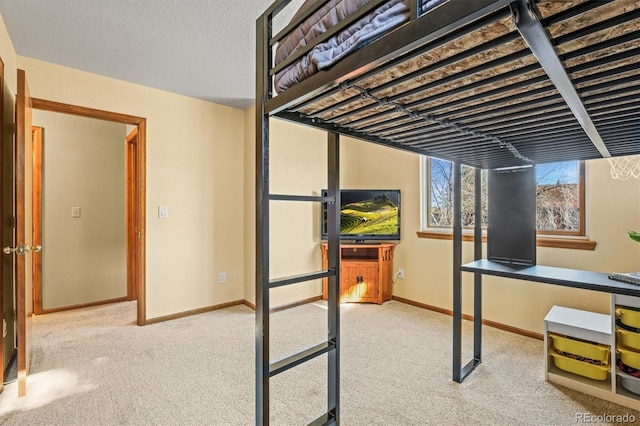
xmin=416 ymin=230 xmax=597 ymax=251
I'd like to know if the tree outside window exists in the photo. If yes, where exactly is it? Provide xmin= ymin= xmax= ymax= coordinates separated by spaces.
xmin=426 ymin=157 xmax=584 ymax=235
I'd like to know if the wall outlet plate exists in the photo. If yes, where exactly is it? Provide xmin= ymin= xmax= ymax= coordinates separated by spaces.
xmin=158 ymin=206 xmax=169 ymax=219
xmin=219 ymin=272 xmax=227 ymax=283
xmin=397 ymin=268 xmax=405 ymax=279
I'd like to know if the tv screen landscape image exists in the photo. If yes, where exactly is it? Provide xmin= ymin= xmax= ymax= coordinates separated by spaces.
xmin=322 ymin=189 xmax=401 ymax=241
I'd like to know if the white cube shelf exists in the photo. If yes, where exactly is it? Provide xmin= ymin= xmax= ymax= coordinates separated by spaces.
xmin=544 ymin=301 xmax=640 ymax=410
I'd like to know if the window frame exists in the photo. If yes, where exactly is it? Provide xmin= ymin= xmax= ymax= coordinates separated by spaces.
xmin=418 ymin=156 xmax=594 ymax=250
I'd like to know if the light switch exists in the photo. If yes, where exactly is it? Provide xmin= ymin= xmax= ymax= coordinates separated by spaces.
xmin=158 ymin=206 xmax=169 ymax=219
xmin=71 ymin=206 xmax=81 ymax=218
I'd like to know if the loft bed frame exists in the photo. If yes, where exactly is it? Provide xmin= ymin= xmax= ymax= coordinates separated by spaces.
xmin=255 ymin=0 xmax=640 ymax=424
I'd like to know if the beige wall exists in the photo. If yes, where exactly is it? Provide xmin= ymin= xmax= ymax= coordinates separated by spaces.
xmin=243 ymin=106 xmax=361 ymax=307
xmin=0 ymin=14 xmax=16 ymax=94
xmin=243 ymin=109 xmax=329 ymax=307
xmin=243 ymin=108 xmax=255 ymax=306
xmin=34 ymin=111 xmax=127 ymax=309
xmin=251 ymin=116 xmax=640 ymax=334
xmin=17 ymin=56 xmax=246 ymax=320
xmin=341 ymin=138 xmax=640 ymax=333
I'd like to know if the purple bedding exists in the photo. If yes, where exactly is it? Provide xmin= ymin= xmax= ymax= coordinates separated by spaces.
xmin=274 ymin=0 xmax=411 ymax=93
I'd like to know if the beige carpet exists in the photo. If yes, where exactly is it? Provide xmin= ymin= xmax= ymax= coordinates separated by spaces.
xmin=0 ymin=300 xmax=638 ymax=425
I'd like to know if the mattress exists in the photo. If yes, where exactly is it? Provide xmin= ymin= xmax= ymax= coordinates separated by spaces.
xmin=274 ymin=0 xmax=420 ymax=93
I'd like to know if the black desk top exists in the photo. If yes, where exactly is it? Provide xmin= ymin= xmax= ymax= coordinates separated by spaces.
xmin=461 ymin=259 xmax=640 ymax=297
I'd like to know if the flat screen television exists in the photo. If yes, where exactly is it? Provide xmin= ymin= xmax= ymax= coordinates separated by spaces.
xmin=321 ymin=189 xmax=401 ymax=242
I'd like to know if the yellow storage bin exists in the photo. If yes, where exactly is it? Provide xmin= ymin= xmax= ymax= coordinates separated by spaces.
xmin=549 ymin=333 xmax=610 ymax=363
xmin=617 ymin=307 xmax=640 ymax=329
xmin=617 ymin=328 xmax=640 ymax=351
xmin=549 ymin=349 xmax=609 ymax=380
xmin=618 ymin=345 xmax=640 ymax=370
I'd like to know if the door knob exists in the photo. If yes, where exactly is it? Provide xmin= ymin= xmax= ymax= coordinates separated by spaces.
xmin=2 ymin=244 xmax=39 ymax=255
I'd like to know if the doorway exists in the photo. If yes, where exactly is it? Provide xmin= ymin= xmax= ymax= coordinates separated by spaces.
xmin=31 ymin=98 xmax=147 ymax=325
xmin=33 ymin=118 xmax=126 ymax=312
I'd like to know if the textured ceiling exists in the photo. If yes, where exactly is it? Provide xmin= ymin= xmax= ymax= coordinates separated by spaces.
xmin=0 ymin=0 xmax=303 ymax=109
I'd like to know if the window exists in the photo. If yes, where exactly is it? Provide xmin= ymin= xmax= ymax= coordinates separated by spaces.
xmin=422 ymin=157 xmax=585 ymax=236
xmin=427 ymin=158 xmax=487 ymax=228
xmin=535 ymin=162 xmax=584 ymax=234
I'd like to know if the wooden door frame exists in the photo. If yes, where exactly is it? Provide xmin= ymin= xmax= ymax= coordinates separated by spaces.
xmin=30 ymin=98 xmax=147 ymax=326
xmin=126 ymin=127 xmax=138 ymax=301
xmin=32 ymin=127 xmax=42 ymax=314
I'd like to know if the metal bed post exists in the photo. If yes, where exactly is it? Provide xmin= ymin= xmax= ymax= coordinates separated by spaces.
xmin=326 ymin=132 xmax=341 ymax=425
xmin=453 ymin=164 xmax=483 ymax=383
xmin=409 ymin=0 xmax=418 ymax=20
xmin=452 ymin=162 xmax=462 ymax=382
xmin=255 ymin=10 xmax=271 ymax=426
xmin=473 ymin=168 xmax=483 ymax=365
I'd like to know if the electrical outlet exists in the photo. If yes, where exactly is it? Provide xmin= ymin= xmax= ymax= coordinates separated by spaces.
xmin=397 ymin=268 xmax=405 ymax=279
xmin=219 ymin=272 xmax=227 ymax=283
xmin=71 ymin=206 xmax=81 ymax=218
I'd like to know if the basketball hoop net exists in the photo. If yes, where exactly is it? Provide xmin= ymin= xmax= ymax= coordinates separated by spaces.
xmin=608 ymin=155 xmax=640 ymax=180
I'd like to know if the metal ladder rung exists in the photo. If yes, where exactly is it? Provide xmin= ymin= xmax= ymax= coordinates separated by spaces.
xmin=269 ymin=269 xmax=335 ymax=288
xmin=308 ymin=410 xmax=337 ymax=426
xmin=269 ymin=194 xmax=335 ymax=203
xmin=269 ymin=340 xmax=336 ymax=377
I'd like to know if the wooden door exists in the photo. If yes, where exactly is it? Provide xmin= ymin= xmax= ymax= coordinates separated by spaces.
xmin=358 ymin=263 xmax=379 ymax=302
xmin=15 ymin=69 xmax=33 ymax=396
xmin=341 ymin=262 xmax=359 ymax=301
